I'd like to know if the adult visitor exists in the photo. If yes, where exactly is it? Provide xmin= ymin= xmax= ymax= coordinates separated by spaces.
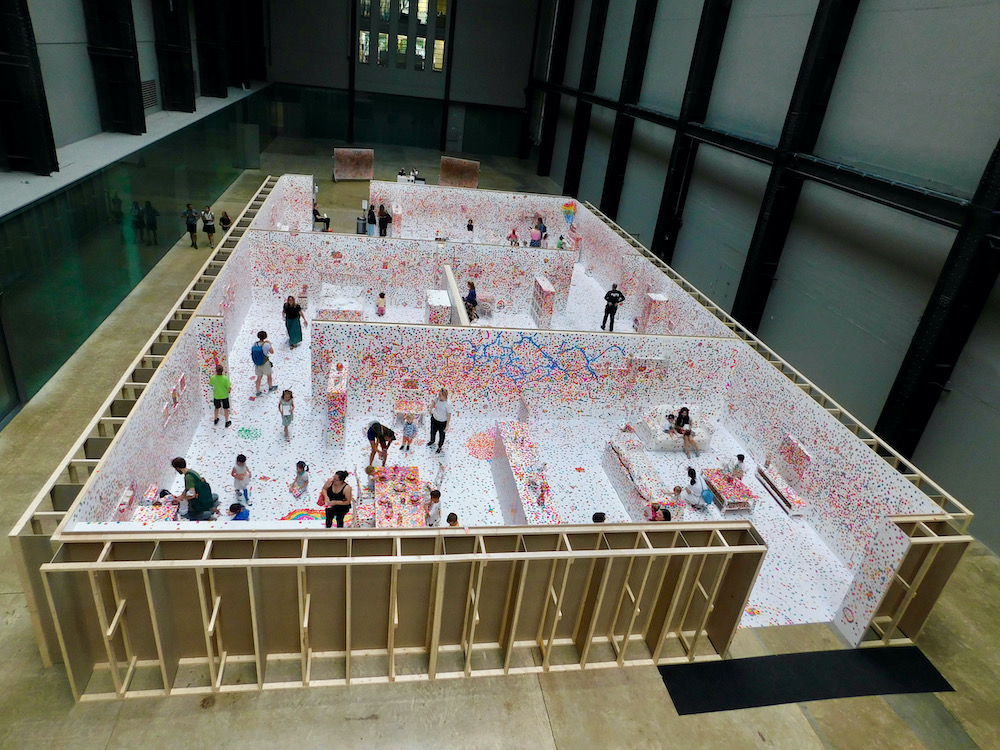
xmin=312 ymin=203 xmax=329 ymax=231
xmin=202 ymin=205 xmax=216 ymax=247
xmin=683 ymin=466 xmax=709 ymax=509
xmin=367 ymin=421 xmax=396 ymax=466
xmin=144 ymin=201 xmax=159 ymax=246
xmin=674 ymin=407 xmax=701 ymax=458
xmin=377 ymin=204 xmax=392 ymax=236
xmin=367 ymin=205 xmax=377 ymax=236
xmin=283 ymin=295 xmax=307 ymax=348
xmin=427 ymin=387 xmax=451 ymax=454
xmin=322 ymin=470 xmax=354 ymax=528
xmin=170 ymin=457 xmax=219 ymax=520
xmin=252 ymin=331 xmax=277 ymax=396
xmin=601 ymin=283 xmax=626 ymax=331
xmin=182 ymin=203 xmax=199 ymax=248
xmin=130 ymin=201 xmax=145 ymax=244
xmin=529 ymin=223 xmax=542 ymax=247
xmin=219 ymin=211 xmax=233 ymax=234
xmin=463 ymin=281 xmax=478 ymax=321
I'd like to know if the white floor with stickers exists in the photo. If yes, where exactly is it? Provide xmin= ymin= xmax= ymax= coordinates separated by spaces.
xmin=161 ymin=280 xmax=852 ymax=629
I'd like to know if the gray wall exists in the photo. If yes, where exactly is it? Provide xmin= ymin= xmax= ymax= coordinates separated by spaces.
xmin=28 ymin=0 xmax=102 ymax=147
xmin=638 ymin=0 xmax=704 ymax=115
xmin=671 ymin=146 xmax=769 ymax=312
xmin=268 ymin=0 xmax=350 ymax=89
xmin=188 ymin=0 xmax=201 ymax=96
xmin=451 ymin=1 xmax=536 ymax=107
xmin=814 ymin=0 xmax=1000 ymax=196
xmin=757 ymin=183 xmax=954 ymax=426
xmin=616 ymin=120 xmax=674 ymax=245
xmin=914 ymin=281 xmax=1000 ymax=552
xmin=577 ymin=105 xmax=615 ymax=206
xmin=266 ymin=0 xmax=535 ymax=107
xmin=549 ymin=97 xmax=574 ymax=190
xmin=593 ymin=0 xmax=637 ymax=100
xmin=132 ymin=0 xmax=161 ymax=113
xmin=704 ymin=0 xmax=819 ymax=144
xmin=562 ymin=0 xmax=593 ymax=91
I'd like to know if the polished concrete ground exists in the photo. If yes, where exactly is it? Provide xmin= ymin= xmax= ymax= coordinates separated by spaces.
xmin=1 ymin=139 xmax=998 ymax=748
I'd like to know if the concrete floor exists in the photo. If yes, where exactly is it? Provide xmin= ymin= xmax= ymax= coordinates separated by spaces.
xmin=1 ymin=139 xmax=998 ymax=749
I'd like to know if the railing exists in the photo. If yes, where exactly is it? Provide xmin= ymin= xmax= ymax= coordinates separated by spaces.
xmin=7 ymin=175 xmax=278 ymax=666
xmin=39 ymin=523 xmax=766 ymax=701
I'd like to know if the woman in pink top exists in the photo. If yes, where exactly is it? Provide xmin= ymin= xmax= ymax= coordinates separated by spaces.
xmin=529 ymin=226 xmax=542 ymax=247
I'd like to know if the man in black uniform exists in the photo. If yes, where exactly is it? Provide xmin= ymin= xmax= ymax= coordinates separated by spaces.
xmin=601 ymin=283 xmax=626 ymax=331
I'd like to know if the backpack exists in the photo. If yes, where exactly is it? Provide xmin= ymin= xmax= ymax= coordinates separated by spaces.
xmin=251 ymin=343 xmax=267 ymax=366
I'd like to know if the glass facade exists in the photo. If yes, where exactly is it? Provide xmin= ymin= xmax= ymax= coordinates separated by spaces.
xmin=0 ymin=92 xmax=272 ymax=407
xmin=0 ymin=82 xmax=526 ymax=425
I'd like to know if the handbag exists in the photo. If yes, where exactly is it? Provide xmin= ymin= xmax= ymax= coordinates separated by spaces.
xmin=701 ymin=488 xmax=714 ymax=505
xmin=317 ymin=491 xmax=326 ymax=508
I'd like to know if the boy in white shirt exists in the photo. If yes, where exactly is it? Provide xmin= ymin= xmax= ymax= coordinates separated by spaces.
xmin=231 ymin=454 xmax=251 ymax=505
xmin=426 ymin=489 xmax=442 ymax=527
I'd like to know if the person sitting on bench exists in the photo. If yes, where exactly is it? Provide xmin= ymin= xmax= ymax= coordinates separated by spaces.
xmin=313 ymin=203 xmax=330 ymax=231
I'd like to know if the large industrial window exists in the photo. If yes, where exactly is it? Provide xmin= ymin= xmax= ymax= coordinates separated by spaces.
xmin=433 ymin=39 xmax=444 ymax=72
xmin=397 ymin=35 xmax=408 ymax=68
xmin=358 ymin=0 xmax=446 ymax=73
xmin=359 ymin=30 xmax=370 ymax=63
xmin=415 ymin=37 xmax=426 ymax=70
xmin=378 ymin=32 xmax=389 ymax=66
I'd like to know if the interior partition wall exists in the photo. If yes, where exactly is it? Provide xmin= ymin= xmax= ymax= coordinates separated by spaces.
xmin=0 ymin=91 xmax=272 ymax=413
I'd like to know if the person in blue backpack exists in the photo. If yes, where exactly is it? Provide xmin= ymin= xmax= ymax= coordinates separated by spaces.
xmin=252 ymin=331 xmax=278 ymax=397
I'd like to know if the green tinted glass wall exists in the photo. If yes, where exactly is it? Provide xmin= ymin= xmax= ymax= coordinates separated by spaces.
xmin=0 ymin=93 xmax=272 ymax=402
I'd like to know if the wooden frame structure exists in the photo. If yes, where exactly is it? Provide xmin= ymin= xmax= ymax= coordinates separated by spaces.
xmin=40 ymin=524 xmax=766 ymax=701
xmin=862 ymin=516 xmax=973 ymax=646
xmin=5 ymin=179 xmax=978 ymax=705
xmin=7 ymin=176 xmax=278 ymax=668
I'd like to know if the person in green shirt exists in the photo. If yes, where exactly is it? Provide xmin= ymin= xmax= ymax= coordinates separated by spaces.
xmin=171 ymin=457 xmax=219 ymax=521
xmin=209 ymin=364 xmax=232 ymax=427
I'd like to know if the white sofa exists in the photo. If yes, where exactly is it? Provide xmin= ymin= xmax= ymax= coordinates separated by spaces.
xmin=633 ymin=405 xmax=715 ymax=452
xmin=602 ymin=436 xmax=685 ymax=521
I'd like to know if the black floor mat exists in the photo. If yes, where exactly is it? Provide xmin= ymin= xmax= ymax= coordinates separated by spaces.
xmin=659 ymin=646 xmax=953 ymax=715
